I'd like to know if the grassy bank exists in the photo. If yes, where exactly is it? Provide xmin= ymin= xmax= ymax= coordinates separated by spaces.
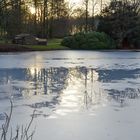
xmin=0 ymin=39 xmax=69 ymax=52
xmin=26 ymin=39 xmax=68 ymax=51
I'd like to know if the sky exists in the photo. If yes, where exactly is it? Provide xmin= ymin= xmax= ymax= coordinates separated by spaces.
xmin=67 ymin=0 xmax=110 ymax=14
xmin=68 ymin=0 xmax=83 ymax=5
xmin=68 ymin=0 xmax=110 ymax=6
xmin=29 ymin=0 xmax=110 ymax=15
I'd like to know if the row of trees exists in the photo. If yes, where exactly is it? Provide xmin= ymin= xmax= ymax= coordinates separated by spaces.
xmin=71 ymin=0 xmax=140 ymax=48
xmin=0 ymin=0 xmax=106 ymax=39
xmin=98 ymin=0 xmax=140 ymax=48
xmin=0 ymin=0 xmax=140 ymax=48
xmin=0 ymin=0 xmax=69 ymax=38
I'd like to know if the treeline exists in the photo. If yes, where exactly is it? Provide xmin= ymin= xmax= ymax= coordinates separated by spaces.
xmin=0 ymin=0 xmax=70 ymax=38
xmin=62 ymin=0 xmax=140 ymax=49
xmin=0 ymin=0 xmax=105 ymax=39
xmin=98 ymin=0 xmax=140 ymax=48
xmin=0 ymin=0 xmax=140 ymax=48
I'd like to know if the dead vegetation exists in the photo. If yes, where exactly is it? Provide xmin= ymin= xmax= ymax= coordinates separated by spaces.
xmin=0 ymin=100 xmax=36 ymax=140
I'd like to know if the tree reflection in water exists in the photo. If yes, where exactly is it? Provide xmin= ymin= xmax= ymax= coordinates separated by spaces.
xmin=0 ymin=67 xmax=140 ymax=116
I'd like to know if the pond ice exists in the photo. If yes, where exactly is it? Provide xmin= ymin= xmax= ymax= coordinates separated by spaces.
xmin=0 ymin=51 xmax=140 ymax=140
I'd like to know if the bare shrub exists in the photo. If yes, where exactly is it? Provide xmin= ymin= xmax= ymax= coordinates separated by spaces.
xmin=0 ymin=100 xmax=36 ymax=140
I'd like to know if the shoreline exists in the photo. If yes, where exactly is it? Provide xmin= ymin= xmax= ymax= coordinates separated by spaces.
xmin=0 ymin=43 xmax=140 ymax=52
xmin=0 ymin=43 xmax=68 ymax=52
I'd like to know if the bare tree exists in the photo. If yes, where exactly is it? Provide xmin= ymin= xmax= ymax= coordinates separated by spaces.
xmin=84 ymin=0 xmax=89 ymax=32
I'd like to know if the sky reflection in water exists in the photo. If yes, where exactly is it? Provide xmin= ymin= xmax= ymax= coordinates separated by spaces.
xmin=0 ymin=51 xmax=140 ymax=119
xmin=0 ymin=66 xmax=140 ymax=118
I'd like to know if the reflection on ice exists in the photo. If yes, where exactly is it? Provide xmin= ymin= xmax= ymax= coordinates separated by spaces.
xmin=1 ymin=51 xmax=140 ymax=140
xmin=107 ymin=88 xmax=140 ymax=107
xmin=0 ymin=50 xmax=140 ymax=119
xmin=0 ymin=65 xmax=140 ymax=118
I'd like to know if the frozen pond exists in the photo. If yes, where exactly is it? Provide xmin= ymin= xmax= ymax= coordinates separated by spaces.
xmin=0 ymin=51 xmax=140 ymax=140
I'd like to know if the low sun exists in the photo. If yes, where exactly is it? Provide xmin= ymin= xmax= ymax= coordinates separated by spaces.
xmin=29 ymin=7 xmax=36 ymax=14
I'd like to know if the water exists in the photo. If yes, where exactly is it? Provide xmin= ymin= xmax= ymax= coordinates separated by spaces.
xmin=0 ymin=51 xmax=140 ymax=140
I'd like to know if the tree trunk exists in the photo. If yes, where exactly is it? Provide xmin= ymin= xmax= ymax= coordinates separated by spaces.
xmin=85 ymin=0 xmax=89 ymax=32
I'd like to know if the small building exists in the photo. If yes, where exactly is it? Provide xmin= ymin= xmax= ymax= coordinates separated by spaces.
xmin=12 ymin=34 xmax=47 ymax=45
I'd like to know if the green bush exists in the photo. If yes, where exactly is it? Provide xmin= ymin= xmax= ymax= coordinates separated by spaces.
xmin=61 ymin=32 xmax=116 ymax=50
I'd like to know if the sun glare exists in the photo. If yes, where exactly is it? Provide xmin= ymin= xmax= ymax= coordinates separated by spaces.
xmin=29 ymin=7 xmax=36 ymax=14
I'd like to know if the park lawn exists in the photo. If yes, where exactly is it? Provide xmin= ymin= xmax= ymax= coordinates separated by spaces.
xmin=25 ymin=39 xmax=69 ymax=51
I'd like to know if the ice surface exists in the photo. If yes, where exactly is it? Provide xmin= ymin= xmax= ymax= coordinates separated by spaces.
xmin=0 ymin=51 xmax=140 ymax=140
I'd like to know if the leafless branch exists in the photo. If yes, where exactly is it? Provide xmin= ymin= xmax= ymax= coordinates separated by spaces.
xmin=0 ymin=100 xmax=36 ymax=140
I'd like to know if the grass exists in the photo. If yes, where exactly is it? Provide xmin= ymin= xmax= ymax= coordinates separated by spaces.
xmin=25 ymin=39 xmax=69 ymax=51
xmin=0 ymin=38 xmax=69 ymax=52
xmin=0 ymin=38 xmax=10 ymax=44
